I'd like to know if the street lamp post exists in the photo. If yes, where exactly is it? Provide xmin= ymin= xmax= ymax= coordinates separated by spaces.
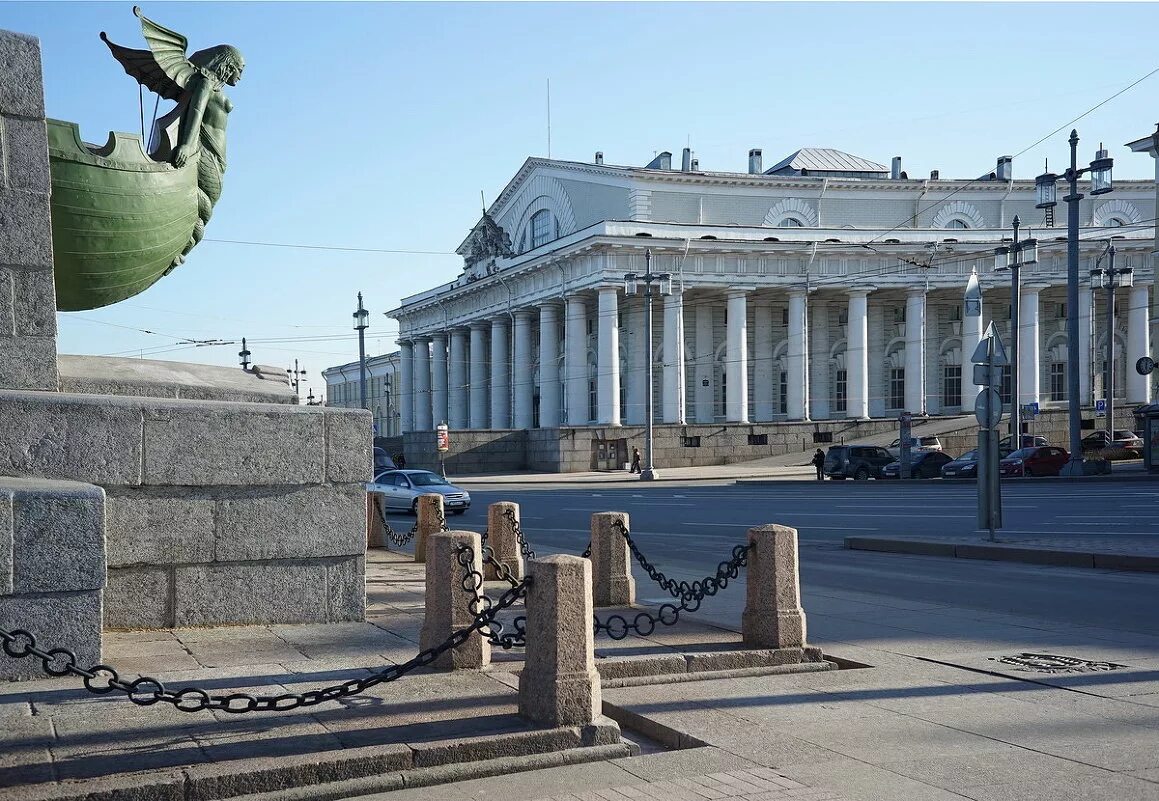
xmin=353 ymin=292 xmax=370 ymax=410
xmin=1090 ymin=243 xmax=1133 ymax=437
xmin=287 ymin=359 xmax=307 ymax=400
xmin=624 ymin=250 xmax=671 ymax=481
xmin=993 ymin=216 xmax=1038 ymax=448
xmin=238 ymin=337 xmax=251 ymax=372
xmin=1036 ymin=131 xmax=1113 ymax=475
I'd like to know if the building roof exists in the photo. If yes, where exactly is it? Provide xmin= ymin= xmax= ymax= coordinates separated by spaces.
xmin=765 ymin=148 xmax=887 ymax=175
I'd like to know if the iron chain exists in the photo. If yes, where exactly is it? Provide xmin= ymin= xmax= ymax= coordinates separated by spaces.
xmin=455 ymin=543 xmax=527 ymax=649
xmin=372 ymin=495 xmax=415 ymax=548
xmin=502 ymin=507 xmax=536 ymax=560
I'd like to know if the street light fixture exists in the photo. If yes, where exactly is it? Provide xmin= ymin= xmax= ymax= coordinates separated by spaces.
xmin=238 ymin=337 xmax=251 ymax=372
xmin=353 ymin=292 xmax=370 ymax=410
xmin=623 ymin=249 xmax=671 ymax=481
xmin=287 ymin=359 xmax=307 ymax=401
xmin=1034 ymin=130 xmax=1114 ymax=475
xmin=993 ymin=215 xmax=1038 ymax=447
xmin=1090 ymin=242 xmax=1133 ymax=438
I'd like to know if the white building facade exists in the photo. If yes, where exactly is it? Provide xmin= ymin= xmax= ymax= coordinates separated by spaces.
xmin=388 ymin=145 xmax=1157 ymax=465
xmin=322 ymin=352 xmax=402 ymax=437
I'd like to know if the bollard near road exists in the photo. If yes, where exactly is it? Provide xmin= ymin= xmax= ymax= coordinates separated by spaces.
xmin=414 ymin=493 xmax=445 ymax=563
xmin=420 ymin=530 xmax=490 ymax=669
xmin=742 ymin=524 xmax=807 ymax=649
xmin=590 ymin=512 xmax=635 ymax=607
xmin=486 ymin=501 xmax=524 ymax=580
xmin=519 ymin=555 xmax=601 ymax=726
xmin=366 ymin=493 xmax=385 ymax=549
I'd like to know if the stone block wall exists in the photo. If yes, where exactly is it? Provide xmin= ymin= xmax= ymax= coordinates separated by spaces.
xmin=0 ymin=30 xmax=58 ymax=391
xmin=0 ymin=476 xmax=105 ymax=679
xmin=0 ymin=390 xmax=371 ymax=628
xmin=403 ymin=429 xmax=529 ymax=474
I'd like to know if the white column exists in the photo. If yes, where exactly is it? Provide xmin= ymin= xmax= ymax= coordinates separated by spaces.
xmin=661 ymin=292 xmax=686 ymax=424
xmin=810 ymin=301 xmax=830 ymax=420
xmin=490 ymin=317 xmax=511 ymax=428
xmin=512 ymin=310 xmax=534 ymax=429
xmin=597 ymin=287 xmax=621 ymax=426
xmin=963 ymin=284 xmax=984 ymax=407
xmin=565 ymin=295 xmax=588 ymax=425
xmin=448 ymin=330 xmax=468 ymax=429
xmin=694 ymin=298 xmax=714 ymax=423
xmin=468 ymin=323 xmax=489 ymax=429
xmin=847 ymin=290 xmax=870 ymax=419
xmin=725 ymin=289 xmax=750 ymax=423
xmin=399 ymin=340 xmax=414 ymax=433
xmin=539 ymin=303 xmax=561 ymax=428
xmin=1019 ymin=286 xmax=1041 ymax=407
xmin=413 ymin=337 xmax=432 ymax=430
xmin=1079 ymin=284 xmax=1093 ymax=405
xmin=904 ymin=289 xmax=925 ymax=413
xmin=625 ymin=298 xmax=646 ymax=425
xmin=430 ymin=333 xmax=448 ymax=426
xmin=1128 ymin=283 xmax=1151 ymax=403
xmin=753 ymin=301 xmax=774 ymax=421
xmin=787 ymin=290 xmax=806 ymax=420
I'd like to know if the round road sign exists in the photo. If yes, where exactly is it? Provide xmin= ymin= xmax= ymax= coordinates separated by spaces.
xmin=974 ymin=388 xmax=1004 ymax=430
xmin=1137 ymin=356 xmax=1156 ymax=376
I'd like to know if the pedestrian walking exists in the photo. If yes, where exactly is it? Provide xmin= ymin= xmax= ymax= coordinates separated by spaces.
xmin=812 ymin=448 xmax=826 ymax=480
xmin=395 ymin=452 xmax=406 ymax=469
xmin=630 ymin=446 xmax=642 ymax=474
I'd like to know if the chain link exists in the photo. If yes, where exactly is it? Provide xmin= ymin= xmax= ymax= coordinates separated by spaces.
xmin=371 ymin=495 xmax=415 ymax=548
xmin=502 ymin=507 xmax=535 ymax=560
xmin=581 ymin=541 xmax=592 ymax=559
xmin=454 ymin=543 xmax=526 ymax=649
xmin=0 ymin=578 xmax=529 ymax=713
xmin=435 ymin=505 xmax=449 ymax=532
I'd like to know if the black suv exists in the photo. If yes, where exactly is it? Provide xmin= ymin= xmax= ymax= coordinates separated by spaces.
xmin=823 ymin=445 xmax=894 ymax=480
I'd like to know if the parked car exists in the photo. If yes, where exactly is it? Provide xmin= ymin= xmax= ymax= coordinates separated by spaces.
xmin=881 ymin=450 xmax=954 ymax=479
xmin=823 ymin=445 xmax=895 ymax=480
xmin=999 ymin=434 xmax=1049 ymax=450
xmin=999 ymin=446 xmax=1070 ymax=477
xmin=939 ymin=446 xmax=1013 ymax=479
xmin=1081 ymin=430 xmax=1144 ymax=455
xmin=886 ymin=436 xmax=943 ymax=459
xmin=368 ymin=469 xmax=471 ymax=514
xmin=373 ymin=446 xmax=397 ymax=473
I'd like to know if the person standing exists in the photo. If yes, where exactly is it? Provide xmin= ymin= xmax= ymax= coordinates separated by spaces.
xmin=812 ymin=448 xmax=826 ymax=480
xmin=630 ymin=446 xmax=642 ymax=474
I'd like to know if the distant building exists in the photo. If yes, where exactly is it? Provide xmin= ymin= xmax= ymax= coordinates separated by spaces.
xmin=322 ymin=352 xmax=401 ymax=437
xmin=385 ymin=144 xmax=1157 ymax=471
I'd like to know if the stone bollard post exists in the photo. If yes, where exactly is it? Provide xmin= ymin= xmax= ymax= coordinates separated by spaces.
xmin=414 ymin=493 xmax=445 ymax=563
xmin=420 ymin=530 xmax=490 ymax=669
xmin=519 ymin=555 xmax=600 ymax=726
xmin=742 ymin=524 xmax=807 ymax=649
xmin=366 ymin=493 xmax=385 ymax=549
xmin=590 ymin=512 xmax=635 ymax=607
xmin=485 ymin=501 xmax=524 ymax=580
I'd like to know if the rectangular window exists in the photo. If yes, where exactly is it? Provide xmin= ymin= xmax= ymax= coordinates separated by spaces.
xmin=950 ymin=305 xmax=962 ymax=322
xmin=835 ymin=369 xmax=847 ymax=413
xmin=999 ymin=365 xmax=1013 ymax=405
xmin=530 ymin=210 xmax=551 ymax=248
xmin=1056 ymin=302 xmax=1067 ymax=319
xmin=781 ymin=308 xmax=789 ymax=326
xmin=889 ymin=368 xmax=905 ymax=409
xmin=1050 ymin=362 xmax=1067 ymax=401
xmin=748 ymin=433 xmax=768 ymax=446
xmin=778 ymin=371 xmax=788 ymax=414
xmin=682 ymin=435 xmax=701 ymax=447
xmin=588 ymin=379 xmax=597 ymax=422
xmin=943 ymin=365 xmax=962 ymax=408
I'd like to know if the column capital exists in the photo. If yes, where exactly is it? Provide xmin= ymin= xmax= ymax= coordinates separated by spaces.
xmin=728 ymin=287 xmax=756 ymax=298
xmin=469 ymin=320 xmax=489 ymax=331
xmin=1021 ymin=283 xmax=1049 ymax=294
xmin=906 ymin=287 xmax=927 ymax=299
xmin=847 ymin=287 xmax=876 ymax=298
xmin=513 ymin=308 xmax=536 ymax=321
xmin=397 ymin=338 xmax=414 ymax=347
xmin=489 ymin=314 xmax=510 ymax=325
xmin=411 ymin=334 xmax=432 ymax=343
xmin=430 ymin=331 xmax=448 ymax=342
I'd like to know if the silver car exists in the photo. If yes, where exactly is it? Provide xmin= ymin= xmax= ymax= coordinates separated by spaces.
xmin=369 ymin=470 xmax=471 ymax=515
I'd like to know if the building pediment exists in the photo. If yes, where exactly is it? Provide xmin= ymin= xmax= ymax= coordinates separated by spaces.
xmin=456 ymin=212 xmax=514 ymax=282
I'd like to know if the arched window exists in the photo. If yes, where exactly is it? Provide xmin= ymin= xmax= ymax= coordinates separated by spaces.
xmin=1108 ymin=217 xmax=1128 ymax=228
xmin=779 ymin=217 xmax=804 ymax=228
xmin=530 ymin=209 xmax=552 ymax=249
xmin=946 ymin=219 xmax=969 ymax=230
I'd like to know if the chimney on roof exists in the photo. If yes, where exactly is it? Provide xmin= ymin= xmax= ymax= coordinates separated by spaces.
xmin=748 ymin=148 xmax=763 ymax=174
xmin=682 ymin=147 xmax=692 ymax=172
xmin=595 ymin=151 xmax=604 ymax=165
xmin=996 ymin=155 xmax=1012 ymax=181
xmin=690 ymin=157 xmax=699 ymax=171
xmin=930 ymin=169 xmax=940 ymax=180
xmin=891 ymin=156 xmax=902 ymax=180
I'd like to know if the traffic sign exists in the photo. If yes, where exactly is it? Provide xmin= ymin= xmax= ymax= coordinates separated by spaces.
xmin=436 ymin=424 xmax=451 ymax=452
xmin=970 ymin=323 xmax=1009 ymax=367
xmin=1138 ymin=356 xmax=1156 ymax=376
xmin=1021 ymin=402 xmax=1039 ymax=418
xmin=1095 ymin=399 xmax=1107 ymax=418
xmin=975 ymin=388 xmax=1004 ymax=430
xmin=972 ymin=364 xmax=1000 ymax=387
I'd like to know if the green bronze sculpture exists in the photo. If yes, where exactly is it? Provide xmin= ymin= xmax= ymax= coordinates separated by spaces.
xmin=50 ymin=7 xmax=244 ymax=311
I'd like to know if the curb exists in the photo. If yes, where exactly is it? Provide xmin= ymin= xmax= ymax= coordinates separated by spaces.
xmin=845 ymin=536 xmax=1159 ymax=573
xmin=738 ymin=472 xmax=1155 ymax=487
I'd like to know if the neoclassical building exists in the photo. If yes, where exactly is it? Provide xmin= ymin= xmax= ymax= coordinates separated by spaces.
xmin=387 ymin=142 xmax=1157 ymax=468
xmin=322 ymin=352 xmax=402 ymax=437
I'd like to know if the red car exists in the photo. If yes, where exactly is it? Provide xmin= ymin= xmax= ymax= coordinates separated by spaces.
xmin=999 ymin=446 xmax=1070 ymax=477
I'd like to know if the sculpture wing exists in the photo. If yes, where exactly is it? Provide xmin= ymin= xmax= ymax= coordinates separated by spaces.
xmin=100 ymin=6 xmax=195 ymax=101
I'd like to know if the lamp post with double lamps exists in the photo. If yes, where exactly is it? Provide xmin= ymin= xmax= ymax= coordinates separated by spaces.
xmin=1035 ymin=131 xmax=1113 ymax=475
xmin=624 ymin=249 xmax=671 ymax=481
xmin=353 ymin=292 xmax=370 ymax=410
xmin=993 ymin=216 xmax=1038 ymax=449
xmin=287 ymin=359 xmax=307 ymax=401
xmin=238 ymin=337 xmax=251 ymax=372
xmin=1090 ymin=242 xmax=1133 ymax=438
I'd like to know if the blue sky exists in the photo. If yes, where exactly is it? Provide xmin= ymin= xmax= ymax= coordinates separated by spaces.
xmin=7 ymin=2 xmax=1159 ymax=399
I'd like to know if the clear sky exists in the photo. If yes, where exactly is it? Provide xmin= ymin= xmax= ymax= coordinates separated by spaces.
xmin=7 ymin=1 xmax=1159 ymax=400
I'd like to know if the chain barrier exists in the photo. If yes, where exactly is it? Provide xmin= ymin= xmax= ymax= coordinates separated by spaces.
xmin=593 ymin=520 xmax=753 ymax=641
xmin=435 ymin=505 xmax=449 ymax=532
xmin=371 ymin=494 xmax=416 ymax=548
xmin=502 ymin=507 xmax=536 ymax=560
xmin=0 ymin=579 xmax=529 ymax=714
xmin=454 ymin=543 xmax=526 ymax=649
xmin=581 ymin=541 xmax=592 ymax=559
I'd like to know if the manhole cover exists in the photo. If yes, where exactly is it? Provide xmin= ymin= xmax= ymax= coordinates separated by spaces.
xmin=990 ymin=653 xmax=1126 ymax=674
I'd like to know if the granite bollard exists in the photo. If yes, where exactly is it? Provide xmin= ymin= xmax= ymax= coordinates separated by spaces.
xmin=366 ymin=493 xmax=385 ymax=549
xmin=414 ymin=493 xmax=445 ymax=563
xmin=590 ymin=511 xmax=635 ymax=607
xmin=419 ymin=530 xmax=490 ymax=669
xmin=485 ymin=501 xmax=524 ymax=580
xmin=742 ymin=524 xmax=807 ymax=649
xmin=519 ymin=554 xmax=601 ymax=726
